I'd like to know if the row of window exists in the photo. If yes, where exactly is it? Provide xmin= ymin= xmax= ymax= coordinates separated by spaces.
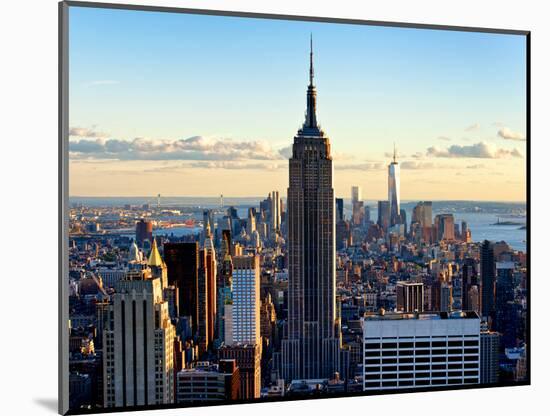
xmin=365 ymin=340 xmax=479 ymax=349
xmin=364 ymin=348 xmax=479 ymax=357
xmin=365 ymin=370 xmax=479 ymax=379
xmin=364 ymin=378 xmax=479 ymax=388
xmin=364 ymin=356 xmax=479 ymax=365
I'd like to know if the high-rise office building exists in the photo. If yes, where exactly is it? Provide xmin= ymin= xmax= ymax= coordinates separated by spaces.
xmin=351 ymin=186 xmax=361 ymax=204
xmin=225 ymin=255 xmax=260 ymax=346
xmin=351 ymin=187 xmax=363 ymax=226
xmin=335 ymin=198 xmax=344 ymax=222
xmin=412 ymin=201 xmax=432 ymax=228
xmin=480 ymin=327 xmax=500 ymax=384
xmin=481 ymin=240 xmax=496 ymax=324
xmin=135 ymin=219 xmax=153 ymax=248
xmin=435 ymin=214 xmax=455 ymax=241
xmin=219 ymin=344 xmax=262 ymax=399
xmin=361 ymin=311 xmax=480 ymax=391
xmin=352 ymin=200 xmax=365 ymax=226
xmin=396 ymin=282 xmax=424 ymax=313
xmin=176 ymin=360 xmax=240 ymax=403
xmin=271 ymin=191 xmax=281 ymax=232
xmin=388 ymin=145 xmax=401 ymax=227
xmin=495 ymin=261 xmax=517 ymax=345
xmin=282 ymin=38 xmax=341 ymax=381
xmin=462 ymin=258 xmax=479 ymax=312
xmin=163 ymin=242 xmax=199 ymax=334
xmin=103 ymin=274 xmax=175 ymax=407
xmin=377 ymin=200 xmax=390 ymax=231
xmin=204 ymin=223 xmax=217 ymax=346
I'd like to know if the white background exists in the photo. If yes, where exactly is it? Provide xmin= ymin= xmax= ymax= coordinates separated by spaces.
xmin=1 ymin=0 xmax=547 ymax=415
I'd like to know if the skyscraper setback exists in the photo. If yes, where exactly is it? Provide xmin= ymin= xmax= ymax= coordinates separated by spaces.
xmin=282 ymin=37 xmax=341 ymax=381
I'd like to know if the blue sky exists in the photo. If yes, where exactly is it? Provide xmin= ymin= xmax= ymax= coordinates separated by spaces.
xmin=68 ymin=6 xmax=527 ymax=200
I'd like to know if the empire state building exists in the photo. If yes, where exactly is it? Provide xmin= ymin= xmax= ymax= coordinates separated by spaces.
xmin=281 ymin=38 xmax=341 ymax=381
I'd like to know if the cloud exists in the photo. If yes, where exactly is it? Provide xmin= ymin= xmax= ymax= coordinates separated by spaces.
xmin=400 ymin=161 xmax=435 ymax=170
xmin=426 ymin=142 xmax=524 ymax=159
xmin=465 ymin=123 xmax=480 ymax=132
xmin=497 ymin=127 xmax=526 ymax=141
xmin=69 ymin=136 xmax=284 ymax=161
xmin=437 ymin=136 xmax=452 ymax=141
xmin=187 ymin=161 xmax=284 ymax=170
xmin=278 ymin=145 xmax=292 ymax=159
xmin=69 ymin=126 xmax=109 ymax=139
xmin=335 ymin=162 xmax=385 ymax=171
xmin=466 ymin=164 xmax=485 ymax=169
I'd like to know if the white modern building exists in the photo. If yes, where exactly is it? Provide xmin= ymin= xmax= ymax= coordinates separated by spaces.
xmin=361 ymin=310 xmax=480 ymax=391
xmin=388 ymin=145 xmax=401 ymax=227
xmin=225 ymin=255 xmax=260 ymax=346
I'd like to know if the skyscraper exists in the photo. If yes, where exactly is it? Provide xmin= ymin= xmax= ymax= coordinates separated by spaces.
xmin=335 ymin=198 xmax=344 ymax=222
xmin=282 ymin=37 xmax=341 ymax=381
xmin=135 ymin=219 xmax=153 ymax=248
xmin=225 ymin=255 xmax=261 ymax=346
xmin=377 ymin=200 xmax=390 ymax=231
xmin=396 ymin=281 xmax=424 ymax=313
xmin=219 ymin=344 xmax=262 ymax=399
xmin=351 ymin=186 xmax=361 ymax=204
xmin=480 ymin=326 xmax=500 ymax=384
xmin=462 ymin=258 xmax=480 ymax=312
xmin=163 ymin=242 xmax=199 ymax=334
xmin=481 ymin=240 xmax=496 ymax=323
xmin=103 ymin=274 xmax=175 ymax=407
xmin=435 ymin=213 xmax=455 ymax=241
xmin=271 ymin=191 xmax=281 ymax=232
xmin=388 ymin=144 xmax=401 ymax=227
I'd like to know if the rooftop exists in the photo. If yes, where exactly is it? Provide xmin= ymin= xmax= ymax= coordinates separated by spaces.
xmin=363 ymin=310 xmax=479 ymax=321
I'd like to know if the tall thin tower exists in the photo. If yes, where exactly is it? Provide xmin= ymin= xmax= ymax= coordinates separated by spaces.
xmin=281 ymin=36 xmax=340 ymax=381
xmin=388 ymin=143 xmax=401 ymax=227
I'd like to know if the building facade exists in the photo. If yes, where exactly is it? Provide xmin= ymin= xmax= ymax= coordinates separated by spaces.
xmin=282 ymin=38 xmax=341 ymax=381
xmin=361 ymin=311 xmax=480 ymax=391
xmin=103 ymin=275 xmax=175 ymax=407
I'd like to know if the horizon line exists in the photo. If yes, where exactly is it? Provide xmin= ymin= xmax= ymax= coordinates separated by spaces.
xmin=68 ymin=195 xmax=527 ymax=203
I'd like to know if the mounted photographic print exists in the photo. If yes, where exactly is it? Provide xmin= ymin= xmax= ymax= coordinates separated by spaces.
xmin=59 ymin=1 xmax=530 ymax=414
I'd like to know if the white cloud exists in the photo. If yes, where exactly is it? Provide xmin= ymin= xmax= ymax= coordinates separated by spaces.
xmin=69 ymin=126 xmax=109 ymax=139
xmin=335 ymin=162 xmax=385 ymax=171
xmin=497 ymin=127 xmax=526 ymax=141
xmin=437 ymin=136 xmax=452 ymax=141
xmin=465 ymin=123 xmax=480 ymax=132
xmin=400 ymin=161 xmax=435 ymax=170
xmin=426 ymin=142 xmax=523 ymax=159
xmin=69 ymin=135 xmax=284 ymax=161
xmin=187 ymin=161 xmax=284 ymax=170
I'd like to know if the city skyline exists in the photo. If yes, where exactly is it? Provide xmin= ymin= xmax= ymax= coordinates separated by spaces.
xmin=68 ymin=6 xmax=527 ymax=201
xmin=65 ymin=6 xmax=528 ymax=411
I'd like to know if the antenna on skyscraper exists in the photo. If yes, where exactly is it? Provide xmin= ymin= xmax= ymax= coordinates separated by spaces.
xmin=157 ymin=193 xmax=161 ymax=208
xmin=393 ymin=142 xmax=397 ymax=163
xmin=220 ymin=194 xmax=224 ymax=208
xmin=309 ymin=33 xmax=314 ymax=86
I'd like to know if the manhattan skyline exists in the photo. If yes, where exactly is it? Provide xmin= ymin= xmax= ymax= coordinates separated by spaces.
xmin=69 ymin=6 xmax=527 ymax=200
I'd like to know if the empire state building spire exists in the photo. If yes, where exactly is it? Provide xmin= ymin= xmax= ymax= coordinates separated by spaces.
xmin=304 ymin=34 xmax=318 ymax=130
xmin=309 ymin=33 xmax=314 ymax=86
